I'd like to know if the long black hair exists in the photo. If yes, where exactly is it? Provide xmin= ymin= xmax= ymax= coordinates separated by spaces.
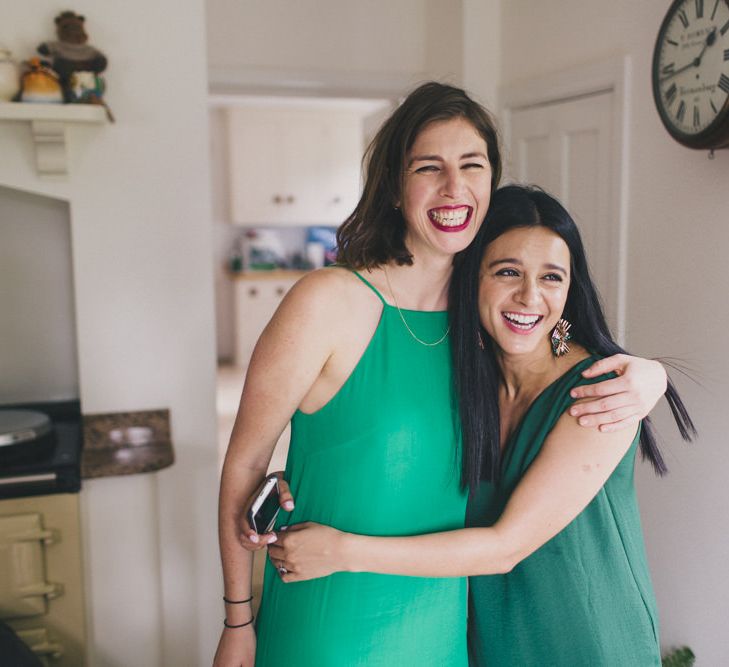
xmin=450 ymin=184 xmax=696 ymax=492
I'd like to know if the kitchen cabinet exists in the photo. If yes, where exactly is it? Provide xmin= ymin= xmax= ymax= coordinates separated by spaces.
xmin=227 ymin=107 xmax=363 ymax=226
xmin=233 ymin=273 xmax=304 ymax=366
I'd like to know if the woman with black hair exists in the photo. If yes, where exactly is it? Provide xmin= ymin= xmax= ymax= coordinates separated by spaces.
xmin=268 ymin=185 xmax=695 ymax=665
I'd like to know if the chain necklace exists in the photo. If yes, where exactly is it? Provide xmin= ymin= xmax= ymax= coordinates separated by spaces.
xmin=383 ymin=267 xmax=450 ymax=347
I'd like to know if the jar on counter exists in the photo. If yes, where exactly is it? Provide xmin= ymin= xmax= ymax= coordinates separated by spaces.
xmin=0 ymin=47 xmax=20 ymax=102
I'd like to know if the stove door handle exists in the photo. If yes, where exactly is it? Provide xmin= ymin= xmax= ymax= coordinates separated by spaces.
xmin=5 ymin=527 xmax=59 ymax=545
xmin=18 ymin=581 xmax=65 ymax=600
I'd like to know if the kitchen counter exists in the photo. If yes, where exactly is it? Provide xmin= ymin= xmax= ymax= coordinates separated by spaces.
xmin=81 ymin=409 xmax=174 ymax=479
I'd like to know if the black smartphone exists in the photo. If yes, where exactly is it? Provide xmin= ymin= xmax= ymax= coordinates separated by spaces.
xmin=247 ymin=474 xmax=280 ymax=534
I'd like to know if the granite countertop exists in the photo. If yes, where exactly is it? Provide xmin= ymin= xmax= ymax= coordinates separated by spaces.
xmin=81 ymin=409 xmax=174 ymax=479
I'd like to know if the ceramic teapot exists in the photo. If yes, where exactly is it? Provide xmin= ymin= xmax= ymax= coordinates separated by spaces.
xmin=0 ymin=47 xmax=20 ymax=101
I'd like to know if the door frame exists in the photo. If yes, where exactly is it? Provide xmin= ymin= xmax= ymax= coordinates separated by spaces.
xmin=499 ymin=56 xmax=632 ymax=345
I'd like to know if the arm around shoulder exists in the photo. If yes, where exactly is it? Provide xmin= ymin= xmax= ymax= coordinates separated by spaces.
xmin=271 ymin=406 xmax=639 ymax=581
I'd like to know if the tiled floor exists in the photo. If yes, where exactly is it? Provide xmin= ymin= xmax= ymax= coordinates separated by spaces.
xmin=216 ymin=363 xmax=291 ymax=611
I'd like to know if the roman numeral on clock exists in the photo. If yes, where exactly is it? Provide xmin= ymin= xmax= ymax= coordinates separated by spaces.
xmin=678 ymin=9 xmax=690 ymax=28
xmin=696 ymin=0 xmax=704 ymax=19
xmin=724 ymin=49 xmax=729 ymax=61
xmin=719 ymin=73 xmax=729 ymax=94
xmin=677 ymin=100 xmax=687 ymax=123
xmin=712 ymin=0 xmax=720 ymax=20
xmin=667 ymin=38 xmax=679 ymax=46
xmin=694 ymin=105 xmax=701 ymax=128
xmin=721 ymin=19 xmax=729 ymax=36
xmin=663 ymin=62 xmax=676 ymax=75
xmin=711 ymin=98 xmax=719 ymax=114
xmin=665 ymin=83 xmax=678 ymax=105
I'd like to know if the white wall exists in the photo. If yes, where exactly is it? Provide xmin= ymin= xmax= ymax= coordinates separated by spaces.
xmin=499 ymin=1 xmax=729 ymax=662
xmin=0 ymin=1 xmax=219 ymax=665
xmin=462 ymin=0 xmax=501 ymax=111
xmin=206 ymin=0 xmax=464 ymax=95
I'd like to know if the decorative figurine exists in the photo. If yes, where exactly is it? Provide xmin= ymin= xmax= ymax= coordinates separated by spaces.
xmin=0 ymin=47 xmax=20 ymax=101
xmin=17 ymin=57 xmax=63 ymax=103
xmin=37 ymin=10 xmax=114 ymax=120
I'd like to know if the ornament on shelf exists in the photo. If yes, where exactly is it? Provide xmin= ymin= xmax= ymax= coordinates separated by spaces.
xmin=0 ymin=47 xmax=20 ymax=101
xmin=37 ymin=10 xmax=114 ymax=121
xmin=17 ymin=57 xmax=63 ymax=103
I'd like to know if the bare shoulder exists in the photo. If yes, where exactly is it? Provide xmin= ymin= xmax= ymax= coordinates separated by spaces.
xmin=281 ymin=267 xmax=382 ymax=322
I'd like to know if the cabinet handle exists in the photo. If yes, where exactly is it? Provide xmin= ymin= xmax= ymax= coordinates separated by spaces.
xmin=248 ymin=287 xmax=258 ymax=297
xmin=276 ymin=286 xmax=286 ymax=296
xmin=272 ymin=195 xmax=283 ymax=204
xmin=286 ymin=195 xmax=295 ymax=204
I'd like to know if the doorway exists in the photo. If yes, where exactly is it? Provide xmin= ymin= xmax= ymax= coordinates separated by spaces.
xmin=501 ymin=57 xmax=631 ymax=343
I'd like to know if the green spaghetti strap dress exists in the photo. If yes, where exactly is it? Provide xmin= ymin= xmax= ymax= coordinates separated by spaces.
xmin=466 ymin=356 xmax=661 ymax=666
xmin=254 ymin=271 xmax=468 ymax=667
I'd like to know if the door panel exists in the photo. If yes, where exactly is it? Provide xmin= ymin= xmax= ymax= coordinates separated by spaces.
xmin=509 ymin=91 xmax=618 ymax=332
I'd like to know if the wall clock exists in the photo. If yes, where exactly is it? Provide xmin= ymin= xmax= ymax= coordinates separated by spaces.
xmin=653 ymin=0 xmax=729 ymax=149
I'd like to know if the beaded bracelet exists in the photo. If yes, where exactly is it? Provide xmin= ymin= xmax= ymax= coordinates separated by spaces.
xmin=224 ymin=616 xmax=254 ymax=629
xmin=223 ymin=595 xmax=253 ymax=605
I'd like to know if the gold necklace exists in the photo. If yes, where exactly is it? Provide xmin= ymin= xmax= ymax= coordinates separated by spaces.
xmin=383 ymin=266 xmax=450 ymax=347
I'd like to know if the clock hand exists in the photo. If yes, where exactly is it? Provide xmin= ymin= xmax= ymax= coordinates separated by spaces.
xmin=660 ymin=27 xmax=718 ymax=83
xmin=694 ymin=27 xmax=717 ymax=64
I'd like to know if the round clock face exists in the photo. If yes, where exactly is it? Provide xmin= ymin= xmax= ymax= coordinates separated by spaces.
xmin=653 ymin=0 xmax=729 ymax=147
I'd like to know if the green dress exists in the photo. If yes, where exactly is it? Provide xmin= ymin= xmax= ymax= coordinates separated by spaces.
xmin=254 ymin=271 xmax=468 ymax=667
xmin=467 ymin=356 xmax=661 ymax=666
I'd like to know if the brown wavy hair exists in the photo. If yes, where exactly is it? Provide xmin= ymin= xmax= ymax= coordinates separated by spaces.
xmin=336 ymin=81 xmax=502 ymax=269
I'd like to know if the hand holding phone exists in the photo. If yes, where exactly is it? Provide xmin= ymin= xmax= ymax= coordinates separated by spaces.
xmin=247 ymin=473 xmax=281 ymax=534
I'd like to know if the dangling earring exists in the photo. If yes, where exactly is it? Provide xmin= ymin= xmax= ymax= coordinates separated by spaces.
xmin=477 ymin=329 xmax=485 ymax=350
xmin=551 ymin=318 xmax=572 ymax=357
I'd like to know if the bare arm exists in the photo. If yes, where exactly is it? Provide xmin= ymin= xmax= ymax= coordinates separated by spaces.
xmin=269 ymin=407 xmax=638 ymax=581
xmin=569 ymin=354 xmax=667 ymax=431
xmin=214 ymin=272 xmax=340 ymax=665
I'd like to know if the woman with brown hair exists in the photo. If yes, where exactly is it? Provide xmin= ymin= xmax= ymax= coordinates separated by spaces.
xmin=214 ymin=83 xmax=667 ymax=667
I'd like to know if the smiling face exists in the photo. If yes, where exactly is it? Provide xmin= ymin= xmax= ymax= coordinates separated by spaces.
xmin=479 ymin=226 xmax=571 ymax=359
xmin=399 ymin=117 xmax=492 ymax=261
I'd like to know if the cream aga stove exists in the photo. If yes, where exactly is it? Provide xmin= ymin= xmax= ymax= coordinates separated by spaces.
xmin=0 ymin=399 xmax=86 ymax=666
xmin=0 ymin=118 xmax=91 ymax=664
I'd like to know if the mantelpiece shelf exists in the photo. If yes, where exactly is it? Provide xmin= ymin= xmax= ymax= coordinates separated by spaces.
xmin=0 ymin=102 xmax=106 ymax=175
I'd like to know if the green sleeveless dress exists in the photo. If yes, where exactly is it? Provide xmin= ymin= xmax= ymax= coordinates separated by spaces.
xmin=254 ymin=271 xmax=468 ymax=667
xmin=466 ymin=356 xmax=661 ymax=666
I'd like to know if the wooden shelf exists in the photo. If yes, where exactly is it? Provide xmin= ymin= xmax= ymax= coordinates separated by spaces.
xmin=0 ymin=102 xmax=106 ymax=175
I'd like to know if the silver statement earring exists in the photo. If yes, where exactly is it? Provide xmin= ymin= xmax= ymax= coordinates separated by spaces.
xmin=477 ymin=329 xmax=485 ymax=350
xmin=551 ymin=318 xmax=572 ymax=357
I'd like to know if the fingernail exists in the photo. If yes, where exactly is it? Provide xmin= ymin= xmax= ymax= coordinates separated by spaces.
xmin=249 ymin=533 xmax=259 ymax=543
xmin=570 ymin=390 xmax=578 ymax=397
xmin=569 ymin=407 xmax=578 ymax=416
xmin=284 ymin=501 xmax=294 ymax=511
xmin=280 ymin=525 xmax=288 ymax=531
xmin=578 ymin=417 xmax=589 ymax=426
xmin=268 ymin=534 xmax=277 ymax=543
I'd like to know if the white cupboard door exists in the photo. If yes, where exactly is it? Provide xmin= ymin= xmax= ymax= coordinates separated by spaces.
xmin=509 ymin=91 xmax=619 ymax=332
xmin=228 ymin=110 xmax=285 ymax=224
xmin=279 ymin=112 xmax=327 ymax=224
xmin=319 ymin=114 xmax=362 ymax=225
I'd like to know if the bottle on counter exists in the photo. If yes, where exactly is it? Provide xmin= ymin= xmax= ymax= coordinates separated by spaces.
xmin=228 ymin=235 xmax=245 ymax=273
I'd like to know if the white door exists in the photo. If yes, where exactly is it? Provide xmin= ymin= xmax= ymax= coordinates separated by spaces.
xmin=509 ymin=91 xmax=620 ymax=334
